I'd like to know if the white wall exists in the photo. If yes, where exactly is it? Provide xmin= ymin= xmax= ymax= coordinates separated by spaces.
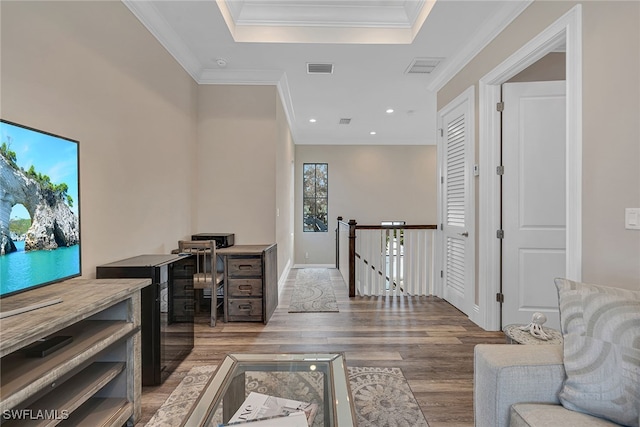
xmin=196 ymin=84 xmax=294 ymax=279
xmin=1 ymin=1 xmax=198 ymax=274
xmin=295 ymin=144 xmax=437 ymax=265
xmin=196 ymin=85 xmax=277 ymax=245
xmin=438 ymin=0 xmax=640 ymax=289
xmin=275 ymin=94 xmax=296 ymax=275
xmin=2 ymin=1 xmax=297 ymax=283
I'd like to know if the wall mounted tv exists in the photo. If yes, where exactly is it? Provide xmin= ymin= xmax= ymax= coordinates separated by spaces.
xmin=0 ymin=119 xmax=81 ymax=300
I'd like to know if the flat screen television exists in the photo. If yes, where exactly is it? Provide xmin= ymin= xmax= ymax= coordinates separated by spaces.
xmin=0 ymin=119 xmax=81 ymax=303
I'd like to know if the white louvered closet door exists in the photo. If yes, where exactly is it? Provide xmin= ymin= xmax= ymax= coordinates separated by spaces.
xmin=439 ymin=91 xmax=474 ymax=316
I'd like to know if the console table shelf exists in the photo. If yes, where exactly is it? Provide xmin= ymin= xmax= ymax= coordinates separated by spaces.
xmin=0 ymin=278 xmax=149 ymax=426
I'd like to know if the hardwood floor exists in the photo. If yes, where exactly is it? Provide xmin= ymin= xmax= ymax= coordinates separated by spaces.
xmin=137 ymin=268 xmax=505 ymax=427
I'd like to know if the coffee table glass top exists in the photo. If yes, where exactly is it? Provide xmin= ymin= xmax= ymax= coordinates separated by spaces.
xmin=182 ymin=353 xmax=356 ymax=427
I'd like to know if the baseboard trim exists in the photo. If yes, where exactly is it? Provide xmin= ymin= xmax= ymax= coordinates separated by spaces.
xmin=292 ymin=264 xmax=336 ymax=269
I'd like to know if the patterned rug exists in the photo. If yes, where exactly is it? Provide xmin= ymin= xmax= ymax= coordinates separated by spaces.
xmin=288 ymin=268 xmax=339 ymax=313
xmin=145 ymin=365 xmax=429 ymax=427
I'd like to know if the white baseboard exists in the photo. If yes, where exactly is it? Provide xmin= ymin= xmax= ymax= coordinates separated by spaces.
xmin=278 ymin=259 xmax=292 ymax=301
xmin=292 ymin=264 xmax=336 ymax=269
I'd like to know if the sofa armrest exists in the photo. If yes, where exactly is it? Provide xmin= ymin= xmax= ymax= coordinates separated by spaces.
xmin=474 ymin=344 xmax=565 ymax=427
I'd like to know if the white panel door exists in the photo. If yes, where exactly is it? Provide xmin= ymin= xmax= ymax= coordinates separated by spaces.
xmin=439 ymin=91 xmax=474 ymax=315
xmin=502 ymin=81 xmax=566 ymax=330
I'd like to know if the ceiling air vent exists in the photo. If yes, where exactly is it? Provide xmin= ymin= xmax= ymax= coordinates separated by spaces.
xmin=339 ymin=118 xmax=351 ymax=125
xmin=406 ymin=58 xmax=442 ymax=74
xmin=307 ymin=63 xmax=334 ymax=74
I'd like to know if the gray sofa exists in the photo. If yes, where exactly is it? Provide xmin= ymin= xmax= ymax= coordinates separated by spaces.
xmin=474 ymin=344 xmax=621 ymax=426
xmin=474 ymin=278 xmax=640 ymax=427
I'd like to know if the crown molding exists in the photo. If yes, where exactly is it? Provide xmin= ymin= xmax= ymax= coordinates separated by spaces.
xmin=275 ymin=73 xmax=300 ymax=144
xmin=427 ymin=0 xmax=533 ymax=92
xmin=296 ymin=136 xmax=436 ymax=146
xmin=216 ymin=0 xmax=435 ymax=44
xmin=223 ymin=0 xmax=426 ymax=28
xmin=122 ymin=0 xmax=203 ymax=82
xmin=198 ymin=69 xmax=284 ymax=85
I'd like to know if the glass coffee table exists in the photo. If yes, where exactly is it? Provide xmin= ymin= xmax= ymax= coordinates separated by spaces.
xmin=181 ymin=353 xmax=356 ymax=427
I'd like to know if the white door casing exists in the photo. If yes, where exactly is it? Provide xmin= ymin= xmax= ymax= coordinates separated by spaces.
xmin=437 ymin=86 xmax=475 ymax=316
xmin=501 ymin=81 xmax=566 ymax=330
xmin=477 ymin=5 xmax=582 ymax=331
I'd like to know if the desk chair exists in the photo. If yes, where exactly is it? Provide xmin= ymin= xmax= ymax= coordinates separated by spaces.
xmin=178 ymin=240 xmax=223 ymax=326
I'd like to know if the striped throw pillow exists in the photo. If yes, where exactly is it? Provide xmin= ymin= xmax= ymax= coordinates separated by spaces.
xmin=555 ymin=278 xmax=640 ymax=427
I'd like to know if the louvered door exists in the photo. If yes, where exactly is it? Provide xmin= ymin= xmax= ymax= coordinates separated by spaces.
xmin=438 ymin=90 xmax=474 ymax=315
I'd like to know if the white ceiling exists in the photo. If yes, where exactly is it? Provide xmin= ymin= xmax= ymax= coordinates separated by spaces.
xmin=123 ymin=0 xmax=531 ymax=145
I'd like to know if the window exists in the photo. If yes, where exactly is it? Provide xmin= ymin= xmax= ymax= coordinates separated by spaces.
xmin=303 ymin=163 xmax=328 ymax=232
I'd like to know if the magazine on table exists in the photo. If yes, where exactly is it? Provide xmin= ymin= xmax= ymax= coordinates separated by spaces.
xmin=218 ymin=391 xmax=318 ymax=426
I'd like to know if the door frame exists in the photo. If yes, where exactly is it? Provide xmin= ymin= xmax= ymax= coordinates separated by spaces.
xmin=477 ymin=5 xmax=582 ymax=330
xmin=435 ymin=86 xmax=476 ymax=312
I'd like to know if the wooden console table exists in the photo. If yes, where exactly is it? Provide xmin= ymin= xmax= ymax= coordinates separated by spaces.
xmin=0 ymin=278 xmax=149 ymax=426
xmin=218 ymin=244 xmax=277 ymax=324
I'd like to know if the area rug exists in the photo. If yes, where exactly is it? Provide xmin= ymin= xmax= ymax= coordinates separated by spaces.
xmin=288 ymin=268 xmax=339 ymax=313
xmin=146 ymin=365 xmax=429 ymax=427
xmin=349 ymin=367 xmax=429 ymax=427
xmin=145 ymin=365 xmax=217 ymax=427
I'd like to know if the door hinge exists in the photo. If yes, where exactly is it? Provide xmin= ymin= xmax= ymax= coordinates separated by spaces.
xmin=440 ymin=270 xmax=444 ymax=278
xmin=440 ymin=223 xmax=443 ymax=230
xmin=496 ymin=293 xmax=504 ymax=303
xmin=496 ymin=102 xmax=504 ymax=112
xmin=439 ymin=128 xmax=444 ymax=137
xmin=441 ymin=176 xmax=444 ymax=184
xmin=497 ymin=229 xmax=504 ymax=239
xmin=497 ymin=165 xmax=504 ymax=175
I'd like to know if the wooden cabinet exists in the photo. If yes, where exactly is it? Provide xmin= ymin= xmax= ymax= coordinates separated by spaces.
xmin=0 ymin=278 xmax=149 ymax=426
xmin=96 ymin=254 xmax=195 ymax=386
xmin=219 ymin=244 xmax=277 ymax=324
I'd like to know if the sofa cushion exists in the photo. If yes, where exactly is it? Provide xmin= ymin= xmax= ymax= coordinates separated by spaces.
xmin=510 ymin=403 xmax=622 ymax=427
xmin=555 ymin=278 xmax=640 ymax=427
xmin=474 ymin=344 xmax=565 ymax=427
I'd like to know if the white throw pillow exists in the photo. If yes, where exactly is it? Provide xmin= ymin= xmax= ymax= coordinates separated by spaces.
xmin=555 ymin=278 xmax=640 ymax=427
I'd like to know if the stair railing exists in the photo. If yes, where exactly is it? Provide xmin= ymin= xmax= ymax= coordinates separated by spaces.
xmin=336 ymin=217 xmax=437 ymax=297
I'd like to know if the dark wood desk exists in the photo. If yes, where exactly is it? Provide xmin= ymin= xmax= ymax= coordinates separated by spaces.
xmin=218 ymin=244 xmax=277 ymax=324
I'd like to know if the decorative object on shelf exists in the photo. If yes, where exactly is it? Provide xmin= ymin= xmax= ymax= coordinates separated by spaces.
xmin=503 ymin=324 xmax=563 ymax=345
xmin=519 ymin=312 xmax=551 ymax=340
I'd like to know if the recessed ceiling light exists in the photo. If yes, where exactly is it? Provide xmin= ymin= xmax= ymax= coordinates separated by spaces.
xmin=309 ymin=118 xmax=317 ymax=123
xmin=370 ymin=131 xmax=377 ymax=135
xmin=386 ymin=109 xmax=394 ymax=114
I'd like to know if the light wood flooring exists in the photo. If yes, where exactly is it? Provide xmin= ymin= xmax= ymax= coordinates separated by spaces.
xmin=137 ymin=268 xmax=505 ymax=427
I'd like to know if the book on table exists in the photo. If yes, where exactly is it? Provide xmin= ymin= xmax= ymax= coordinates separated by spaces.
xmin=219 ymin=391 xmax=319 ymax=426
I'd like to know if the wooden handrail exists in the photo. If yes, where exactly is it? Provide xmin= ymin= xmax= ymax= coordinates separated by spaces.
xmin=355 ymin=224 xmax=437 ymax=230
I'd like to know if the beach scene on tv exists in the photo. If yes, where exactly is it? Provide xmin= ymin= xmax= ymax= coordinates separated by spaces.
xmin=0 ymin=121 xmax=80 ymax=297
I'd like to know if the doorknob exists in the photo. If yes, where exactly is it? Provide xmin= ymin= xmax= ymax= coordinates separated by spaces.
xmin=459 ymin=232 xmax=469 ymax=237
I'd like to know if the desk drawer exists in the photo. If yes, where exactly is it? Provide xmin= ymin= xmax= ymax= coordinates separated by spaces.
xmin=227 ymin=257 xmax=262 ymax=277
xmin=172 ymin=278 xmax=194 ymax=297
xmin=227 ymin=298 xmax=263 ymax=321
xmin=172 ymin=262 xmax=195 ymax=279
xmin=172 ymin=296 xmax=195 ymax=320
xmin=227 ymin=279 xmax=263 ymax=297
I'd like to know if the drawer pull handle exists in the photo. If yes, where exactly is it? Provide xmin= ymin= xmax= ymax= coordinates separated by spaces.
xmin=238 ymin=265 xmax=253 ymax=270
xmin=238 ymin=285 xmax=253 ymax=292
xmin=238 ymin=304 xmax=252 ymax=311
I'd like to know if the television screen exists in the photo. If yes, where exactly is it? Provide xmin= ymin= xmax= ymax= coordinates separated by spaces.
xmin=0 ymin=119 xmax=80 ymax=298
